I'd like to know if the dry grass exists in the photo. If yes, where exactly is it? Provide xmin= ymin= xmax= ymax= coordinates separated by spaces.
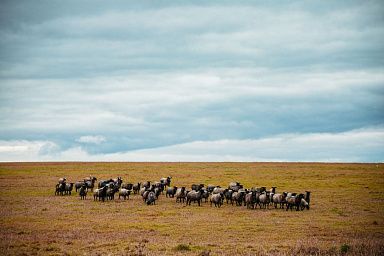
xmin=0 ymin=162 xmax=383 ymax=255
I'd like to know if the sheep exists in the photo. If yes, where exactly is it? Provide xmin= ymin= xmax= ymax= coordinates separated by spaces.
xmin=58 ymin=177 xmax=66 ymax=184
xmin=186 ymin=189 xmax=203 ymax=206
xmin=139 ymin=187 xmax=146 ymax=196
xmin=166 ymin=186 xmax=177 ymax=198
xmin=154 ymin=187 xmax=162 ymax=199
xmin=229 ymin=182 xmax=243 ymax=192
xmin=245 ymin=191 xmax=257 ymax=209
xmin=75 ymin=181 xmax=84 ymax=192
xmin=300 ymin=198 xmax=310 ymax=210
xmin=154 ymin=182 xmax=165 ymax=194
xmin=79 ymin=184 xmax=87 ymax=200
xmin=84 ymin=176 xmax=97 ymax=191
xmin=210 ymin=193 xmax=223 ymax=208
xmin=106 ymin=184 xmax=119 ymax=200
xmin=224 ymin=189 xmax=233 ymax=204
xmin=146 ymin=191 xmax=156 ymax=205
xmin=98 ymin=179 xmax=113 ymax=188
xmin=258 ymin=192 xmax=271 ymax=209
xmin=207 ymin=185 xmax=217 ymax=193
xmin=142 ymin=181 xmax=151 ymax=189
xmin=305 ymin=191 xmax=311 ymax=205
xmin=132 ymin=183 xmax=141 ymax=194
xmin=64 ymin=182 xmax=74 ymax=195
xmin=191 ymin=184 xmax=204 ymax=191
xmin=122 ymin=183 xmax=133 ymax=190
xmin=212 ymin=187 xmax=225 ymax=195
xmin=93 ymin=186 xmax=107 ymax=202
xmin=201 ymin=189 xmax=209 ymax=203
xmin=119 ymin=189 xmax=131 ymax=200
xmin=231 ymin=191 xmax=245 ymax=206
xmin=269 ymin=187 xmax=277 ymax=205
xmin=272 ymin=192 xmax=288 ymax=209
xmin=160 ymin=176 xmax=172 ymax=188
xmin=175 ymin=187 xmax=187 ymax=203
xmin=55 ymin=182 xmax=66 ymax=196
xmin=286 ymin=193 xmax=304 ymax=211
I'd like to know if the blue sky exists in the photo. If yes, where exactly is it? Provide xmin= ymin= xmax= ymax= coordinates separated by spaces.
xmin=0 ymin=0 xmax=383 ymax=162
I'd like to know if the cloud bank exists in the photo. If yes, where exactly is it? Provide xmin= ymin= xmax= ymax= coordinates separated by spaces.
xmin=0 ymin=1 xmax=383 ymax=162
xmin=0 ymin=128 xmax=382 ymax=162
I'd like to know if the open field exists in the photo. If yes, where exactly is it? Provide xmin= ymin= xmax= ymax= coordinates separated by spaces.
xmin=0 ymin=162 xmax=383 ymax=255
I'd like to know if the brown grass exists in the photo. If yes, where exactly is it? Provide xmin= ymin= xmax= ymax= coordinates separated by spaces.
xmin=0 ymin=162 xmax=383 ymax=255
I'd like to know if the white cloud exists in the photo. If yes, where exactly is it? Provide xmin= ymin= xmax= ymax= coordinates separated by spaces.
xmin=0 ymin=128 xmax=382 ymax=162
xmin=76 ymin=135 xmax=106 ymax=144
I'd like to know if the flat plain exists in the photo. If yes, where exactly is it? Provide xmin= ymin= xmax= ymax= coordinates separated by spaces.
xmin=0 ymin=162 xmax=383 ymax=255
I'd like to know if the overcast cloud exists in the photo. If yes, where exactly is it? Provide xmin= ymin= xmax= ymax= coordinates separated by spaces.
xmin=0 ymin=1 xmax=383 ymax=162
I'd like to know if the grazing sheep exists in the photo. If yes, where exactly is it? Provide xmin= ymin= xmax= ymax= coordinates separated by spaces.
xmin=186 ymin=189 xmax=204 ymax=206
xmin=119 ymin=189 xmax=131 ymax=200
xmin=146 ymin=191 xmax=156 ymax=205
xmin=272 ymin=192 xmax=288 ymax=209
xmin=175 ymin=187 xmax=187 ymax=203
xmin=58 ymin=177 xmax=66 ymax=184
xmin=132 ymin=183 xmax=141 ymax=194
xmin=210 ymin=193 xmax=223 ymax=208
xmin=79 ymin=184 xmax=87 ymax=200
xmin=166 ymin=186 xmax=177 ymax=198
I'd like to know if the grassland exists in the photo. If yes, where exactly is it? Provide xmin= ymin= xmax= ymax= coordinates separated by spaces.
xmin=0 ymin=162 xmax=383 ymax=255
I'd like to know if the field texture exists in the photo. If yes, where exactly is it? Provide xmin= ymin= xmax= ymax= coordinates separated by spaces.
xmin=0 ymin=162 xmax=383 ymax=255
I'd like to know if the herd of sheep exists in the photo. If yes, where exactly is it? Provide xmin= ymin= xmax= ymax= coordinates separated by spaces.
xmin=55 ymin=176 xmax=311 ymax=211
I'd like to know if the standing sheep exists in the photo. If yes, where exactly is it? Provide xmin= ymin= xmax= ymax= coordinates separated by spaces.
xmin=245 ymin=191 xmax=257 ymax=209
xmin=79 ymin=184 xmax=87 ymax=200
xmin=132 ymin=183 xmax=141 ymax=194
xmin=166 ymin=186 xmax=177 ymax=198
xmin=146 ymin=191 xmax=157 ymax=205
xmin=175 ymin=187 xmax=187 ymax=203
xmin=186 ymin=189 xmax=204 ymax=206
xmin=210 ymin=193 xmax=223 ymax=208
xmin=272 ymin=192 xmax=288 ymax=209
xmin=119 ymin=189 xmax=131 ymax=200
xmin=258 ymin=192 xmax=271 ymax=209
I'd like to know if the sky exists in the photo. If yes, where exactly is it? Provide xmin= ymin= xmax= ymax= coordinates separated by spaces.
xmin=0 ymin=0 xmax=383 ymax=162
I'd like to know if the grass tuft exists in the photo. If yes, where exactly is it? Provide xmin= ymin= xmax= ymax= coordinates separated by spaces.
xmin=174 ymin=244 xmax=191 ymax=251
xmin=340 ymin=243 xmax=350 ymax=254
